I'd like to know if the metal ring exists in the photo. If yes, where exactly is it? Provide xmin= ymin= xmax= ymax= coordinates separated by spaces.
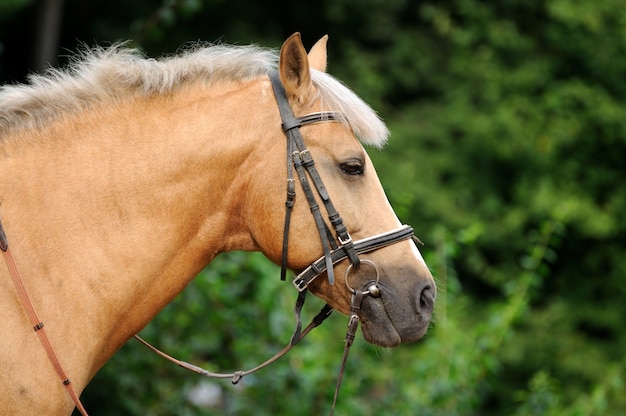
xmin=344 ymin=259 xmax=379 ymax=295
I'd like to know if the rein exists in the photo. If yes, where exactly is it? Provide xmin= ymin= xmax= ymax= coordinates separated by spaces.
xmin=1 ymin=70 xmax=419 ymax=415
xmin=0 ymin=220 xmax=89 ymax=416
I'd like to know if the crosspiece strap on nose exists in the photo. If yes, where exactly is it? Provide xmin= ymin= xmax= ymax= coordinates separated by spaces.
xmin=293 ymin=225 xmax=415 ymax=292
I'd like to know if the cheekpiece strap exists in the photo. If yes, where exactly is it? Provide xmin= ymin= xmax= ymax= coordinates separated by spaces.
xmin=269 ymin=72 xmax=357 ymax=286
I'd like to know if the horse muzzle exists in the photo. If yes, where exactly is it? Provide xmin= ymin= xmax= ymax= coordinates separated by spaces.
xmin=357 ymin=268 xmax=436 ymax=347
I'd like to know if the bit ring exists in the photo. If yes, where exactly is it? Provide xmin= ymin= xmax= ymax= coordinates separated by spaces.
xmin=345 ymin=259 xmax=380 ymax=296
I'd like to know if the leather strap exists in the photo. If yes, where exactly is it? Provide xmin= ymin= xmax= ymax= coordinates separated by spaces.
xmin=330 ymin=289 xmax=364 ymax=415
xmin=269 ymin=72 xmax=359 ymax=286
xmin=293 ymin=224 xmax=415 ymax=291
xmin=280 ymin=135 xmax=296 ymax=281
xmin=0 ymin=219 xmax=89 ymax=416
xmin=134 ymin=294 xmax=333 ymax=384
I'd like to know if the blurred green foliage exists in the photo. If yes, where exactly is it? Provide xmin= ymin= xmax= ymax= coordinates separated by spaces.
xmin=2 ymin=0 xmax=625 ymax=415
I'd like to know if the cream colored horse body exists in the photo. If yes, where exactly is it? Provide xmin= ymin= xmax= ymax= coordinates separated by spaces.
xmin=0 ymin=34 xmax=434 ymax=415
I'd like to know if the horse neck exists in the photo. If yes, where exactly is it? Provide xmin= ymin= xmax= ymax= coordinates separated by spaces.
xmin=0 ymin=78 xmax=275 ymax=385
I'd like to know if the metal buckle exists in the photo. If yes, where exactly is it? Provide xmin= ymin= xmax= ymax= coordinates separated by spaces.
xmin=291 ymin=225 xmax=414 ymax=293
xmin=338 ymin=232 xmax=352 ymax=245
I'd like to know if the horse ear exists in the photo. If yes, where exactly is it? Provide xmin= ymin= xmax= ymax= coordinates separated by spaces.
xmin=279 ymin=32 xmax=312 ymax=103
xmin=308 ymin=35 xmax=328 ymax=72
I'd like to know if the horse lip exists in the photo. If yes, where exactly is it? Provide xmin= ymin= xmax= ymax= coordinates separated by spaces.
xmin=358 ymin=281 xmax=431 ymax=346
xmin=358 ymin=287 xmax=403 ymax=347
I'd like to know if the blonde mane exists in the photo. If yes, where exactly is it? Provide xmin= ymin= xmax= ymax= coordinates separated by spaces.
xmin=0 ymin=43 xmax=388 ymax=146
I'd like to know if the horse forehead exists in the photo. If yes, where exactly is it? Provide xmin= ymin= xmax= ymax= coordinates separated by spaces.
xmin=301 ymin=121 xmax=362 ymax=154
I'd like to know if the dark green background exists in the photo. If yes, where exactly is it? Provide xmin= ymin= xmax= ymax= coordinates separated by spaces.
xmin=2 ymin=1 xmax=624 ymax=415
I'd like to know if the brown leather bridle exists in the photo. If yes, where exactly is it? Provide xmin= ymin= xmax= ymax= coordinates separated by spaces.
xmin=1 ymin=71 xmax=420 ymax=415
xmin=137 ymin=72 xmax=419 ymax=415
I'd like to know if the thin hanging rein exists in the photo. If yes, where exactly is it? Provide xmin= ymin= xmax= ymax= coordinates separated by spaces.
xmin=0 ymin=71 xmax=419 ymax=415
xmin=0 ymin=224 xmax=90 ymax=416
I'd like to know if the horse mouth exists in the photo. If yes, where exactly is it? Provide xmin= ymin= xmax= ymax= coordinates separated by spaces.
xmin=360 ymin=308 xmax=403 ymax=347
xmin=358 ymin=282 xmax=435 ymax=347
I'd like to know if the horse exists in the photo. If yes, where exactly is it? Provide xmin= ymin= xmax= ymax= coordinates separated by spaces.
xmin=0 ymin=33 xmax=435 ymax=415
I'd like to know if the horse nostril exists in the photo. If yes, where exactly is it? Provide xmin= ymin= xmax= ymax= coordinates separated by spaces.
xmin=418 ymin=285 xmax=435 ymax=313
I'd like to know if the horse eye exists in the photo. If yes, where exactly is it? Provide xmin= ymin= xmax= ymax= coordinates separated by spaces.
xmin=340 ymin=161 xmax=364 ymax=176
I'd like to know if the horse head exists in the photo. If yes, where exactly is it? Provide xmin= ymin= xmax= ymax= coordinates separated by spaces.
xmin=248 ymin=34 xmax=436 ymax=347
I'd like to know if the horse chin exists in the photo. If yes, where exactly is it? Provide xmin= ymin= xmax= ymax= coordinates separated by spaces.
xmin=360 ymin=318 xmax=402 ymax=347
xmin=358 ymin=297 xmax=404 ymax=347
